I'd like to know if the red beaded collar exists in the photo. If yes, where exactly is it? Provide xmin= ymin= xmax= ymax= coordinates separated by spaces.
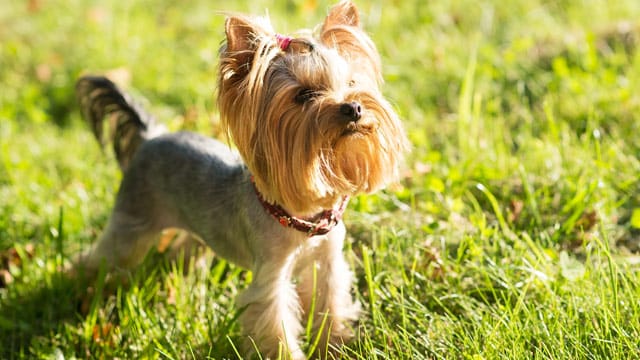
xmin=251 ymin=178 xmax=349 ymax=237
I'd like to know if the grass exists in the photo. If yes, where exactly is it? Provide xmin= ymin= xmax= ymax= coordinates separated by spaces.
xmin=2 ymin=0 xmax=640 ymax=358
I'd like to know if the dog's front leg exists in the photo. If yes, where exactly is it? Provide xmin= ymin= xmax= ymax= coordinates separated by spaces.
xmin=296 ymin=222 xmax=360 ymax=356
xmin=238 ymin=251 xmax=305 ymax=360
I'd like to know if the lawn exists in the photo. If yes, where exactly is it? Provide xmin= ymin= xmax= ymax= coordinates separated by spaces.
xmin=2 ymin=0 xmax=640 ymax=358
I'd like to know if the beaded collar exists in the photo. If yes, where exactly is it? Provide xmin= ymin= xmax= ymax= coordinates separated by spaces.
xmin=251 ymin=178 xmax=349 ymax=237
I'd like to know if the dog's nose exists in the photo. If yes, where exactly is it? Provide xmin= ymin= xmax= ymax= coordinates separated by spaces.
xmin=340 ymin=101 xmax=362 ymax=122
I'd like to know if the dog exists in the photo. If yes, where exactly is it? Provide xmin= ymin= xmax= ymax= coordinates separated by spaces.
xmin=75 ymin=1 xmax=407 ymax=358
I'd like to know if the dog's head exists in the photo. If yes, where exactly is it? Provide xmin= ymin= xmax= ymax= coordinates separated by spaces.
xmin=218 ymin=1 xmax=407 ymax=215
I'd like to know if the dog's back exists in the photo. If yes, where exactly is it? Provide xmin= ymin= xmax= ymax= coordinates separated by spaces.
xmin=74 ymin=75 xmax=259 ymax=270
xmin=76 ymin=76 xmax=166 ymax=171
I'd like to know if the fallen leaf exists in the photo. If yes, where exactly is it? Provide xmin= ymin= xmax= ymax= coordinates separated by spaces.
xmin=575 ymin=210 xmax=598 ymax=232
xmin=508 ymin=199 xmax=524 ymax=223
xmin=158 ymin=229 xmax=180 ymax=253
xmin=92 ymin=323 xmax=116 ymax=346
xmin=0 ymin=269 xmax=13 ymax=287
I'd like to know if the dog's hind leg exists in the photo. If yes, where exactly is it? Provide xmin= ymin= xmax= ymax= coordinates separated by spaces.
xmin=77 ymin=210 xmax=161 ymax=274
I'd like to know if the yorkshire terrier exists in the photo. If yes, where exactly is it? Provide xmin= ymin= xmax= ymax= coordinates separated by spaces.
xmin=75 ymin=1 xmax=407 ymax=358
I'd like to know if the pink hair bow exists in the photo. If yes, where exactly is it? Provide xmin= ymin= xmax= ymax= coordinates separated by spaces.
xmin=275 ymin=34 xmax=293 ymax=50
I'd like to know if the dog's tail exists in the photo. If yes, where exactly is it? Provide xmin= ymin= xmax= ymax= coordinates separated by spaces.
xmin=75 ymin=76 xmax=166 ymax=171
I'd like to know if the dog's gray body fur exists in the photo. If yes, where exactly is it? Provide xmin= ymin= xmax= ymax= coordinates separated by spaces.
xmin=76 ymin=76 xmax=357 ymax=358
xmin=109 ymin=133 xmax=258 ymax=268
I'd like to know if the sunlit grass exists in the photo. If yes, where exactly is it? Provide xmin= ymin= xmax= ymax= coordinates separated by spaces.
xmin=2 ymin=0 xmax=640 ymax=359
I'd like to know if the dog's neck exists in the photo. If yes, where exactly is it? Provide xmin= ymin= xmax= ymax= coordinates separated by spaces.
xmin=251 ymin=177 xmax=349 ymax=237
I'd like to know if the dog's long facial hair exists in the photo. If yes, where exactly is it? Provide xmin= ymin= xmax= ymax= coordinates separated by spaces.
xmin=218 ymin=1 xmax=407 ymax=216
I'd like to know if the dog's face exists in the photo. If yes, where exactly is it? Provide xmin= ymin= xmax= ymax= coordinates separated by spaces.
xmin=218 ymin=1 xmax=407 ymax=215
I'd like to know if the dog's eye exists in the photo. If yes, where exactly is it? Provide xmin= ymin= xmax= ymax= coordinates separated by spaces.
xmin=295 ymin=88 xmax=318 ymax=104
xmin=348 ymin=79 xmax=356 ymax=87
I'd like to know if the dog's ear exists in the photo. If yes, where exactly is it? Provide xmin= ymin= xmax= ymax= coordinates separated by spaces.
xmin=222 ymin=16 xmax=277 ymax=79
xmin=222 ymin=16 xmax=260 ymax=79
xmin=319 ymin=1 xmax=364 ymax=54
xmin=321 ymin=0 xmax=360 ymax=30
xmin=225 ymin=16 xmax=256 ymax=54
xmin=320 ymin=1 xmax=381 ymax=81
